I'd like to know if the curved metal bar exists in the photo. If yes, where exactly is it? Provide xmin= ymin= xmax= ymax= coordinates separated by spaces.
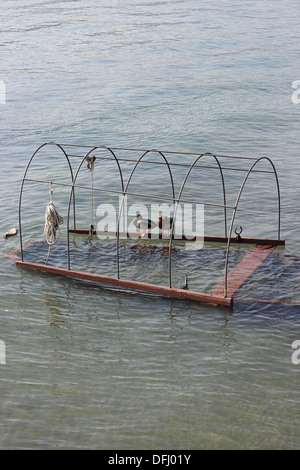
xmin=66 ymin=146 xmax=125 ymax=270
xmin=101 ymin=147 xmax=125 ymax=193
xmin=224 ymin=156 xmax=281 ymax=297
xmin=18 ymin=142 xmax=74 ymax=262
xmin=66 ymin=148 xmax=96 ymax=270
xmin=116 ymin=149 xmax=176 ymax=279
xmin=168 ymin=153 xmax=227 ymax=288
xmin=201 ymin=153 xmax=228 ymax=237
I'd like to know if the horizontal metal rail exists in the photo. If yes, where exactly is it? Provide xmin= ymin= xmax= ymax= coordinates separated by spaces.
xmin=63 ymin=153 xmax=275 ymax=174
xmin=21 ymin=177 xmax=236 ymax=209
xmin=53 ymin=142 xmax=260 ymax=160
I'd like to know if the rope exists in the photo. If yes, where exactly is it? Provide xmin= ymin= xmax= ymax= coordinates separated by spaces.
xmin=86 ymin=155 xmax=97 ymax=241
xmin=43 ymin=183 xmax=64 ymax=264
xmin=44 ymin=202 xmax=64 ymax=245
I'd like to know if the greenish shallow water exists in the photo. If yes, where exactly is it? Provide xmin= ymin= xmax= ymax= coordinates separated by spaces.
xmin=1 ymin=0 xmax=300 ymax=450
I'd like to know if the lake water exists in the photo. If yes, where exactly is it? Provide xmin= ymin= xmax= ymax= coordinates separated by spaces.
xmin=1 ymin=0 xmax=300 ymax=450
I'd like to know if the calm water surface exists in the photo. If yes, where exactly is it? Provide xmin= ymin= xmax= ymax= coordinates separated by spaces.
xmin=1 ymin=0 xmax=300 ymax=450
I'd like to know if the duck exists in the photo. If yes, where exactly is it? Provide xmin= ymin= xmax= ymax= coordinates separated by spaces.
xmin=156 ymin=215 xmax=174 ymax=236
xmin=132 ymin=213 xmax=157 ymax=238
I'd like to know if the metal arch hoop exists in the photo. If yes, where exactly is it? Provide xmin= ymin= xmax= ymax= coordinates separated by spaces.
xmin=18 ymin=142 xmax=74 ymax=262
xmin=66 ymin=146 xmax=125 ymax=270
xmin=116 ymin=149 xmax=176 ymax=279
xmin=224 ymin=156 xmax=281 ymax=297
xmin=167 ymin=153 xmax=227 ymax=288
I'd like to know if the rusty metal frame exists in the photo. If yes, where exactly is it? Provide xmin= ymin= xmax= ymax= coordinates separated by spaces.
xmin=17 ymin=142 xmax=283 ymax=304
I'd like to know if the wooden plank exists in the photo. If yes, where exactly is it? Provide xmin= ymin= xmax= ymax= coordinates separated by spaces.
xmin=68 ymin=229 xmax=285 ymax=246
xmin=210 ymin=245 xmax=276 ymax=298
xmin=5 ymin=238 xmax=44 ymax=260
xmin=15 ymin=260 xmax=232 ymax=307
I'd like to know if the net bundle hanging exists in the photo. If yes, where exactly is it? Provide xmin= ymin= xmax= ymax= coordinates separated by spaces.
xmin=44 ymin=201 xmax=64 ymax=245
xmin=43 ymin=183 xmax=63 ymax=263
